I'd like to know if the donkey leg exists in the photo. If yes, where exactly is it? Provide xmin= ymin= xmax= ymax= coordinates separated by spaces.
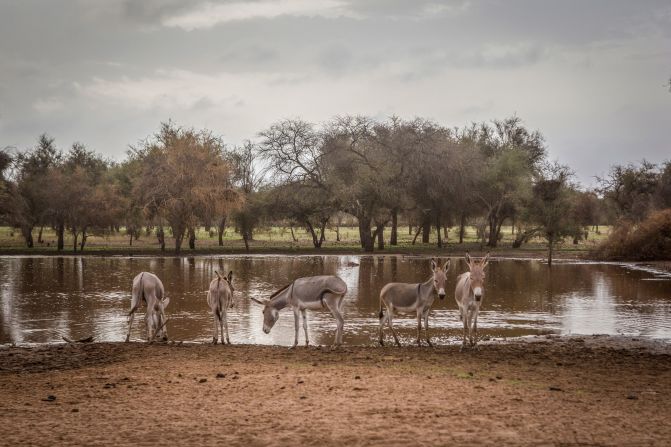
xmin=126 ymin=308 xmax=137 ymax=343
xmin=290 ymin=308 xmax=300 ymax=349
xmin=460 ymin=309 xmax=469 ymax=352
xmin=212 ymin=313 xmax=219 ymax=344
xmin=301 ymin=309 xmax=309 ymax=347
xmin=325 ymin=294 xmax=344 ymax=346
xmin=416 ymin=310 xmax=423 ymax=346
xmin=378 ymin=304 xmax=387 ymax=346
xmin=126 ymin=294 xmax=141 ymax=342
xmin=423 ymin=308 xmax=433 ymax=347
xmin=387 ymin=309 xmax=401 ymax=347
xmin=223 ymin=309 xmax=230 ymax=345
xmin=472 ymin=309 xmax=479 ymax=349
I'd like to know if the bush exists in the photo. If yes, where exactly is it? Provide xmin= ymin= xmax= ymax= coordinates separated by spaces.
xmin=592 ymin=209 xmax=671 ymax=260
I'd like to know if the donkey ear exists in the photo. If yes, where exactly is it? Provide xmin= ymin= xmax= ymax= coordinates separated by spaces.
xmin=481 ymin=252 xmax=490 ymax=268
xmin=215 ymin=270 xmax=222 ymax=280
xmin=227 ymin=270 xmax=233 ymax=282
xmin=465 ymin=252 xmax=472 ymax=270
xmin=443 ymin=258 xmax=451 ymax=271
xmin=430 ymin=258 xmax=437 ymax=271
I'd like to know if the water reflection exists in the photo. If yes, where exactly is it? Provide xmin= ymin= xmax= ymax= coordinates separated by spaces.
xmin=0 ymin=256 xmax=670 ymax=345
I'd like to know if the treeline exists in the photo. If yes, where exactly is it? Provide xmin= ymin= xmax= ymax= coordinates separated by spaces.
xmin=1 ymin=116 xmax=669 ymax=261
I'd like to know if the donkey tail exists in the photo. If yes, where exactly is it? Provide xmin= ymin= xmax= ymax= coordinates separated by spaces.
xmin=378 ymin=295 xmax=384 ymax=319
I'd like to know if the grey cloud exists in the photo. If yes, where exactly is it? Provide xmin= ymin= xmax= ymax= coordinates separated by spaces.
xmin=0 ymin=0 xmax=670 ymax=185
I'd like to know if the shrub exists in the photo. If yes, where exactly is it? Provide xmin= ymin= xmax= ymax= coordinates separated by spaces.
xmin=592 ymin=209 xmax=671 ymax=260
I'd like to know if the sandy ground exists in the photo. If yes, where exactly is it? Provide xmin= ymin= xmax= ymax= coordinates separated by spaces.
xmin=1 ymin=337 xmax=670 ymax=446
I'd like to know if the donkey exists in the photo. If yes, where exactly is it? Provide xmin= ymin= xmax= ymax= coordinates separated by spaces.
xmin=206 ymin=270 xmax=234 ymax=345
xmin=126 ymin=272 xmax=170 ymax=342
xmin=378 ymin=258 xmax=450 ymax=347
xmin=251 ymin=275 xmax=347 ymax=348
xmin=454 ymin=252 xmax=490 ymax=350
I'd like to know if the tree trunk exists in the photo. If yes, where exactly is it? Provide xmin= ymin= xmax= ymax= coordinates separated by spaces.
xmin=548 ymin=237 xmax=554 ymax=267
xmin=408 ymin=224 xmax=412 ymax=235
xmin=435 ymin=212 xmax=443 ymax=248
xmin=242 ymin=234 xmax=250 ymax=252
xmin=290 ymin=226 xmax=298 ymax=242
xmin=375 ymin=223 xmax=384 ymax=250
xmin=21 ymin=226 xmax=34 ymax=248
xmin=217 ymin=216 xmax=227 ymax=246
xmin=411 ymin=225 xmax=422 ymax=245
xmin=390 ymin=208 xmax=398 ymax=246
xmin=305 ymin=221 xmax=323 ymax=248
xmin=358 ymin=217 xmax=374 ymax=252
xmin=174 ymin=226 xmax=184 ymax=254
xmin=188 ymin=227 xmax=196 ymax=250
xmin=129 ymin=231 xmax=133 ymax=246
xmin=37 ymin=226 xmax=44 ymax=244
xmin=157 ymin=226 xmax=165 ymax=251
xmin=319 ymin=219 xmax=328 ymax=246
xmin=80 ymin=227 xmax=87 ymax=251
xmin=487 ymin=212 xmax=498 ymax=247
xmin=459 ymin=213 xmax=466 ymax=244
xmin=335 ymin=225 xmax=340 ymax=242
xmin=72 ymin=230 xmax=78 ymax=253
xmin=421 ymin=218 xmax=430 ymax=243
xmin=57 ymin=223 xmax=64 ymax=251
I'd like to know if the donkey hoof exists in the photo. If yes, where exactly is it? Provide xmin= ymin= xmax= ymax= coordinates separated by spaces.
xmin=379 ymin=340 xmax=384 ymax=347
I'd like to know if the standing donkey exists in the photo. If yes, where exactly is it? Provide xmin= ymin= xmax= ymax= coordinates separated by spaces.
xmin=207 ymin=270 xmax=235 ymax=344
xmin=251 ymin=275 xmax=347 ymax=348
xmin=126 ymin=272 xmax=170 ymax=342
xmin=454 ymin=252 xmax=490 ymax=350
xmin=378 ymin=258 xmax=450 ymax=347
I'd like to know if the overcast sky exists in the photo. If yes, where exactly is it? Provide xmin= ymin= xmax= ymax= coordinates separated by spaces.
xmin=1 ymin=0 xmax=669 ymax=186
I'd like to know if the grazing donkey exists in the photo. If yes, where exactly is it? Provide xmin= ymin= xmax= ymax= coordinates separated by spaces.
xmin=126 ymin=272 xmax=170 ymax=342
xmin=207 ymin=270 xmax=235 ymax=344
xmin=378 ymin=258 xmax=450 ymax=347
xmin=454 ymin=252 xmax=490 ymax=350
xmin=251 ymin=275 xmax=347 ymax=348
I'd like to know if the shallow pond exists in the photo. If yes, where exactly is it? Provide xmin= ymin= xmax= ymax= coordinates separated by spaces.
xmin=1 ymin=255 xmax=670 ymax=345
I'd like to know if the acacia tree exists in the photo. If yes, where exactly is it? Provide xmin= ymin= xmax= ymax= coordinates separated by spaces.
xmin=132 ymin=123 xmax=239 ymax=253
xmin=0 ymin=149 xmax=14 ymax=222
xmin=597 ymin=161 xmax=659 ymax=222
xmin=228 ymin=142 xmax=263 ymax=250
xmin=323 ymin=115 xmax=399 ymax=252
xmin=522 ymin=163 xmax=580 ymax=266
xmin=257 ymin=119 xmax=339 ymax=249
xmin=13 ymin=134 xmax=62 ymax=248
xmin=460 ymin=117 xmax=545 ymax=247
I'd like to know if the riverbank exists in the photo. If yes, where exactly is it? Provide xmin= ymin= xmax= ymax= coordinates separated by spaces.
xmin=0 ymin=244 xmax=587 ymax=258
xmin=1 ymin=337 xmax=670 ymax=446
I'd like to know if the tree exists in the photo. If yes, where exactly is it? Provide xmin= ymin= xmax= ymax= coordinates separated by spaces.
xmin=0 ymin=148 xmax=14 ymax=221
xmin=132 ymin=123 xmax=239 ymax=253
xmin=459 ymin=117 xmax=545 ymax=247
xmin=14 ymin=134 xmax=62 ymax=248
xmin=323 ymin=116 xmax=398 ymax=252
xmin=228 ymin=142 xmax=263 ymax=250
xmin=523 ymin=162 xmax=580 ymax=266
xmin=597 ymin=161 xmax=659 ymax=222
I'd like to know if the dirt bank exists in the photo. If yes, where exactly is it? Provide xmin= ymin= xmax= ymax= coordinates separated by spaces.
xmin=1 ymin=337 xmax=670 ymax=446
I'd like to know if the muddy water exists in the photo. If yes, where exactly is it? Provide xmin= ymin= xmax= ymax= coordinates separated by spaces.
xmin=1 ymin=255 xmax=670 ymax=346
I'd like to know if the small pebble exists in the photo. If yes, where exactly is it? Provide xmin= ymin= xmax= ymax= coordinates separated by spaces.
xmin=199 ymin=378 xmax=207 ymax=383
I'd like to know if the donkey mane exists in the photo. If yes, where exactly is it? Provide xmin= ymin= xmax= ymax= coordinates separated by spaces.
xmin=268 ymin=283 xmax=292 ymax=300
